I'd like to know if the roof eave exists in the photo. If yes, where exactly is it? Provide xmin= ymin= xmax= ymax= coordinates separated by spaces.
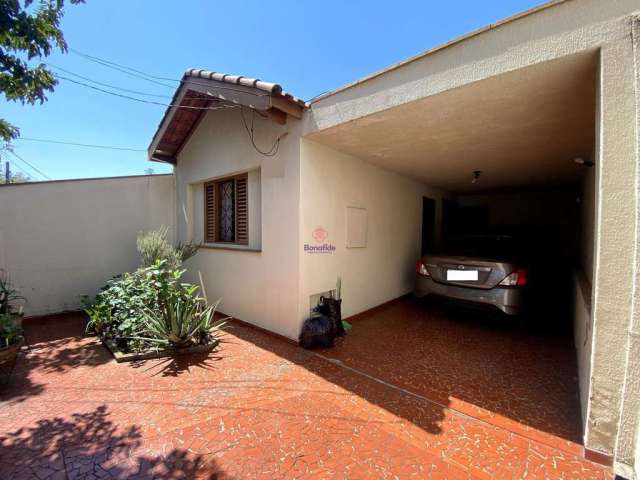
xmin=147 ymin=74 xmax=306 ymax=162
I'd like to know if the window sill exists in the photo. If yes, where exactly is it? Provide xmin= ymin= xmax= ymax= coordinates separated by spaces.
xmin=201 ymin=243 xmax=262 ymax=253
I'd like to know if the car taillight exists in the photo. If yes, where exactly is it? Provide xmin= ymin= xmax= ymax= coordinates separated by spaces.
xmin=499 ymin=269 xmax=527 ymax=287
xmin=416 ymin=260 xmax=430 ymax=276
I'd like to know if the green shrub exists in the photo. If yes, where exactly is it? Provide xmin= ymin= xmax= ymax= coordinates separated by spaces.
xmin=81 ymin=297 xmax=111 ymax=335
xmin=0 ymin=270 xmax=24 ymax=316
xmin=83 ymin=260 xmax=222 ymax=353
xmin=0 ymin=313 xmax=22 ymax=348
xmin=136 ymin=227 xmax=199 ymax=270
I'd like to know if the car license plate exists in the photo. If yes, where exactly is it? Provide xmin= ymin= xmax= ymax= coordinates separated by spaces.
xmin=447 ymin=269 xmax=478 ymax=281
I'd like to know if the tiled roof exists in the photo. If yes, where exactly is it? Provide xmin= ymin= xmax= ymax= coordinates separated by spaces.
xmin=184 ymin=69 xmax=307 ymax=108
xmin=148 ymin=68 xmax=306 ymax=161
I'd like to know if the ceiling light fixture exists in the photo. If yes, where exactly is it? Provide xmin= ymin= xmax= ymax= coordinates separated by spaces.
xmin=574 ymin=157 xmax=594 ymax=167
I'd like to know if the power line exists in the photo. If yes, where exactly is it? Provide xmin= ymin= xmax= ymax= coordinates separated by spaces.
xmin=56 ymin=74 xmax=244 ymax=112
xmin=46 ymin=62 xmax=172 ymax=99
xmin=68 ymin=48 xmax=271 ymax=99
xmin=70 ymin=48 xmax=174 ymax=82
xmin=52 ymin=50 xmax=290 ymax=157
xmin=70 ymin=48 xmax=176 ymax=89
xmin=15 ymin=137 xmax=147 ymax=152
xmin=8 ymin=150 xmax=51 ymax=180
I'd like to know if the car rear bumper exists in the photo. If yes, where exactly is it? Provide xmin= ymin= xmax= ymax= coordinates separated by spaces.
xmin=414 ymin=276 xmax=524 ymax=315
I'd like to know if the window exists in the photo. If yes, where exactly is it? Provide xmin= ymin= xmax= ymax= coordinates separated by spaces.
xmin=204 ymin=173 xmax=248 ymax=245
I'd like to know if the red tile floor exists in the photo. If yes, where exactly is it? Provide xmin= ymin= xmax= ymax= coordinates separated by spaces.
xmin=0 ymin=298 xmax=611 ymax=479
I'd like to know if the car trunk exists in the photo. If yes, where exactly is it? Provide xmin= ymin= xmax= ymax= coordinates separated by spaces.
xmin=423 ymin=254 xmax=516 ymax=289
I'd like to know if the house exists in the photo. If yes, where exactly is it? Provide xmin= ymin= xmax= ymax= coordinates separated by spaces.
xmin=146 ymin=0 xmax=640 ymax=476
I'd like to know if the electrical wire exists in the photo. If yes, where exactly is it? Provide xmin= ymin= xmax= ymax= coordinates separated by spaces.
xmin=71 ymin=48 xmax=177 ymax=82
xmin=15 ymin=137 xmax=147 ymax=152
xmin=69 ymin=48 xmax=271 ymax=99
xmin=240 ymin=107 xmax=287 ymax=157
xmin=56 ymin=74 xmax=242 ymax=112
xmin=57 ymin=50 xmax=293 ymax=157
xmin=70 ymin=48 xmax=176 ymax=89
xmin=45 ymin=62 xmax=172 ymax=98
xmin=8 ymin=150 xmax=52 ymax=180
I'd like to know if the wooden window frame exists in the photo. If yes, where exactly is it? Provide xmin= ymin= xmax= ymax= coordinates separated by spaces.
xmin=204 ymin=173 xmax=249 ymax=245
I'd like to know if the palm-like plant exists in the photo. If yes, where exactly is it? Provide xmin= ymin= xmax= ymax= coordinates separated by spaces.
xmin=137 ymin=297 xmax=226 ymax=348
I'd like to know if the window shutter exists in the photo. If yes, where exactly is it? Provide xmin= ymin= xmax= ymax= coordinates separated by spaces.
xmin=204 ymin=182 xmax=216 ymax=243
xmin=235 ymin=175 xmax=248 ymax=245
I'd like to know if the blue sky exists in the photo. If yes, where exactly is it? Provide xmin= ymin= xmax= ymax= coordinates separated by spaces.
xmin=3 ymin=0 xmax=544 ymax=181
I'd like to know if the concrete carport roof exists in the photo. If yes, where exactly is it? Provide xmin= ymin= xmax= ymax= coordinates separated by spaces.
xmin=301 ymin=0 xmax=640 ymax=477
xmin=304 ymin=51 xmax=597 ymax=193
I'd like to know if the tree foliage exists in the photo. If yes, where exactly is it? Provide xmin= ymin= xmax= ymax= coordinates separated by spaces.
xmin=0 ymin=170 xmax=30 ymax=183
xmin=0 ymin=0 xmax=83 ymax=142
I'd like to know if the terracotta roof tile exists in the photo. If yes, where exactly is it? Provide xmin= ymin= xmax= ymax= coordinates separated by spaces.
xmin=184 ymin=68 xmax=306 ymax=107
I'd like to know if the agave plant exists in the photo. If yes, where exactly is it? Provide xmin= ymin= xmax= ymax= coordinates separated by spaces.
xmin=136 ymin=296 xmax=226 ymax=348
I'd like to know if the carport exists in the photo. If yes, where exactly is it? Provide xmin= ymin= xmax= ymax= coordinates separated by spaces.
xmin=297 ymin=2 xmax=639 ymax=474
xmin=304 ymin=50 xmax=597 ymax=456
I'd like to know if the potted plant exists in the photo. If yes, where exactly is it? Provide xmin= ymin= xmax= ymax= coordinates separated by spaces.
xmin=0 ymin=270 xmax=25 ymax=321
xmin=0 ymin=313 xmax=23 ymax=364
xmin=0 ymin=271 xmax=25 ymax=372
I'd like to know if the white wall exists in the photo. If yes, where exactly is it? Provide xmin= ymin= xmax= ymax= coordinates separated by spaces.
xmin=0 ymin=175 xmax=174 ymax=316
xmin=176 ymin=107 xmax=301 ymax=340
xmin=299 ymin=139 xmax=445 ymax=324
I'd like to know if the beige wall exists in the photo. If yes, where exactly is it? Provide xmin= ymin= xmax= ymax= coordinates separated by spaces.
xmin=587 ymin=17 xmax=639 ymax=463
xmin=299 ymin=140 xmax=445 ymax=324
xmin=0 ymin=175 xmax=174 ymax=316
xmin=580 ymin=166 xmax=597 ymax=285
xmin=175 ymin=107 xmax=302 ymax=340
xmin=574 ymin=164 xmax=597 ymax=433
xmin=613 ymin=15 xmax=640 ymax=478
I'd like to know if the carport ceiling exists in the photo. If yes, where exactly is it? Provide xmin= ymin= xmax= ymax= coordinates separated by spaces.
xmin=307 ymin=52 xmax=597 ymax=193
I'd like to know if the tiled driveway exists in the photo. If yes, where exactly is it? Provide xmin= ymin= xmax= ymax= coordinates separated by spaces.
xmin=0 ymin=299 xmax=610 ymax=479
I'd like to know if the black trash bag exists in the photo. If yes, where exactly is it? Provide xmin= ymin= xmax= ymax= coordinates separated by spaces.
xmin=317 ymin=296 xmax=345 ymax=337
xmin=299 ymin=314 xmax=334 ymax=349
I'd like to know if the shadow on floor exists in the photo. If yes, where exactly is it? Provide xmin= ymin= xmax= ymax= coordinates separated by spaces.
xmin=326 ymin=296 xmax=582 ymax=444
xmin=226 ymin=322 xmax=449 ymax=436
xmin=0 ymin=404 xmax=227 ymax=479
xmin=130 ymin=349 xmax=226 ymax=377
xmin=0 ymin=361 xmax=45 ymax=406
xmin=229 ymin=295 xmax=582 ymax=445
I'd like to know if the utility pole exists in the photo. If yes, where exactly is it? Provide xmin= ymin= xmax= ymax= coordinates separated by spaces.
xmin=4 ymin=161 xmax=9 ymax=184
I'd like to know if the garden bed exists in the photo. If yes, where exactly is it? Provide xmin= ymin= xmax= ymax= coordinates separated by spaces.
xmin=102 ymin=336 xmax=219 ymax=363
xmin=82 ymin=229 xmax=226 ymax=364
